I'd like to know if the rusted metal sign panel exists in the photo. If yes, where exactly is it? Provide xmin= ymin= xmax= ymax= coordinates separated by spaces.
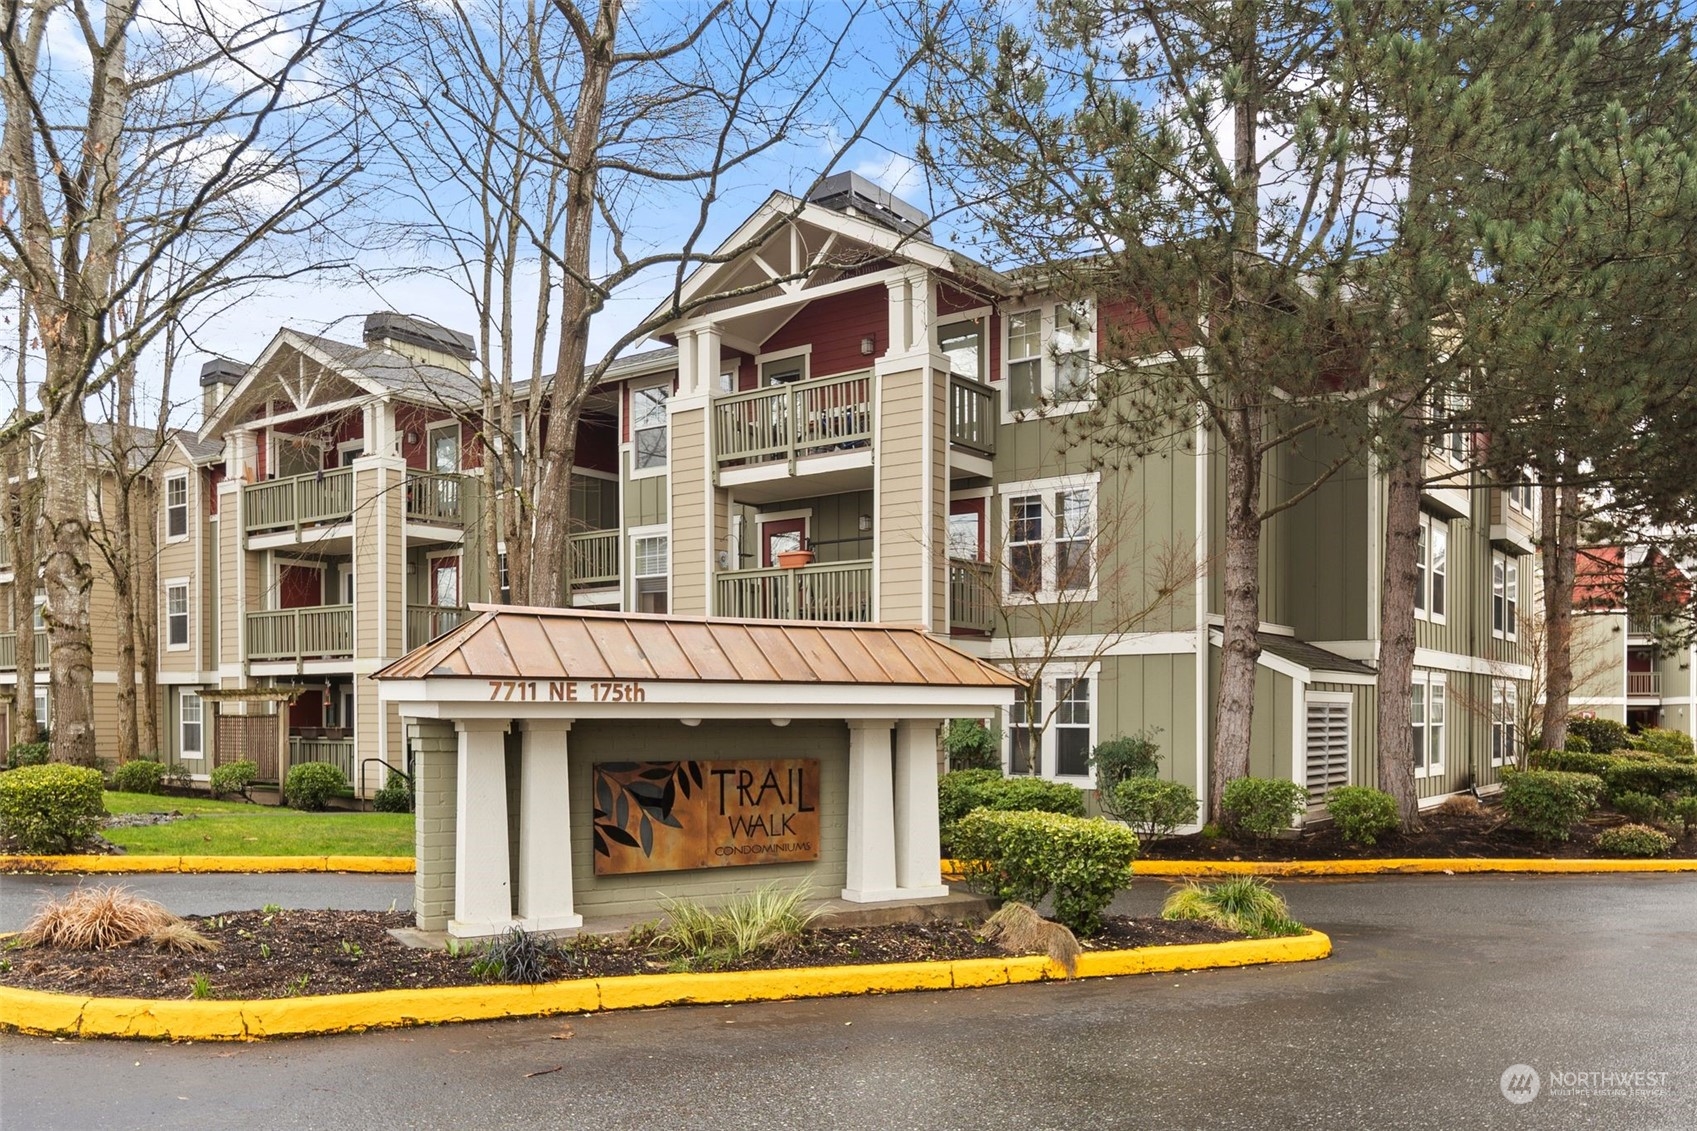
xmin=591 ymin=759 xmax=821 ymax=875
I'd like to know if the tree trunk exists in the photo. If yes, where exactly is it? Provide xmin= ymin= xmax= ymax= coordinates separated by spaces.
xmin=134 ymin=474 xmax=161 ymax=759
xmin=39 ymin=403 xmax=98 ymax=767
xmin=1539 ymin=483 xmax=1579 ymax=750
xmin=5 ymin=446 xmax=39 ymax=746
xmin=1211 ymin=410 xmax=1263 ymax=822
xmin=1376 ymin=441 xmax=1423 ymax=829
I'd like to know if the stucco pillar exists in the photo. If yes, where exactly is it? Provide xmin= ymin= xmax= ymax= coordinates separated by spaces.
xmin=842 ymin=718 xmax=900 ymax=902
xmin=517 ymin=719 xmax=581 ymax=931
xmin=893 ymin=719 xmax=949 ymax=897
xmin=451 ymin=719 xmax=514 ymax=937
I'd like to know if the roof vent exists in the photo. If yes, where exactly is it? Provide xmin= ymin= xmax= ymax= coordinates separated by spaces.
xmin=806 ymin=172 xmax=927 ymax=235
xmin=363 ymin=312 xmax=477 ymax=362
xmin=199 ymin=358 xmax=246 ymax=387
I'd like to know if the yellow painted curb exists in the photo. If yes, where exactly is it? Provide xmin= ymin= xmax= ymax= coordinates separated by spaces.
xmin=0 ymin=931 xmax=1330 ymax=1041
xmin=0 ymin=855 xmax=416 ymax=875
xmin=940 ymin=857 xmax=1697 ymax=880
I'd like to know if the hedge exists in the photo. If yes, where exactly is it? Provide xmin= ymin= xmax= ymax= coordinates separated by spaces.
xmin=952 ymin=809 xmax=1138 ymax=936
xmin=0 ymin=764 xmax=108 ymax=853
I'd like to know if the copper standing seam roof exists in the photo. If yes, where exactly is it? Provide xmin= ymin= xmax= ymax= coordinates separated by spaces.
xmin=372 ymin=606 xmax=1023 ymax=688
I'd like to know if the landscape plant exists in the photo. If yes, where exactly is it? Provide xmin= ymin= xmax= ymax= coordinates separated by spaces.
xmin=979 ymin=901 xmax=1082 ymax=978
xmin=1499 ymin=770 xmax=1606 ymax=842
xmin=1611 ymin=791 xmax=1665 ymax=826
xmin=209 ymin=760 xmax=259 ymax=801
xmin=16 ymin=885 xmax=211 ymax=951
xmin=952 ymin=810 xmax=1138 ymax=936
xmin=651 ymin=883 xmax=820 ymax=969
xmin=1566 ymin=717 xmax=1631 ymax=755
xmin=0 ymin=764 xmax=107 ymax=853
xmin=4 ymin=742 xmax=50 ymax=771
xmin=1595 ymin=824 xmax=1675 ymax=858
xmin=1161 ymin=877 xmax=1303 ymax=938
xmin=1670 ymin=796 xmax=1697 ymax=837
xmin=937 ymin=769 xmax=1086 ymax=855
xmin=1325 ymin=787 xmax=1401 ymax=847
xmin=283 ymin=763 xmax=349 ymax=812
xmin=1091 ymin=731 xmax=1163 ymax=817
xmin=110 ymin=759 xmax=166 ymax=795
xmin=1601 ymin=759 xmax=1697 ymax=801
xmin=942 ymin=720 xmax=1002 ymax=772
xmin=468 ymin=926 xmax=558 ymax=984
xmin=371 ymin=772 xmax=414 ymax=814
xmin=1630 ymin=728 xmax=1696 ymax=763
xmin=1219 ymin=778 xmax=1307 ymax=841
xmin=1109 ymin=778 xmax=1198 ymax=844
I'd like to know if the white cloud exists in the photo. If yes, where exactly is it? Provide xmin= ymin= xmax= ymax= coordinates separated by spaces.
xmin=853 ymin=152 xmax=922 ymax=197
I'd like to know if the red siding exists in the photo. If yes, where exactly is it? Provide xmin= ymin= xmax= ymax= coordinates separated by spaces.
xmin=396 ymin=405 xmax=431 ymax=469
xmin=759 ymin=286 xmax=887 ymax=378
xmin=206 ymin=466 xmax=224 ymax=516
xmin=576 ymin=415 xmax=618 ymax=473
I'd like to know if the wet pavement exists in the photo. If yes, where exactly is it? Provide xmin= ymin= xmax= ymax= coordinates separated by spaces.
xmin=2 ymin=874 xmax=1694 ymax=1130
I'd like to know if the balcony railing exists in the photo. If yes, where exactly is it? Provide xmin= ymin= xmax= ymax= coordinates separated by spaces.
xmin=0 ymin=632 xmax=49 ymax=670
xmin=570 ymin=528 xmax=620 ymax=588
xmin=1627 ymin=614 xmax=1657 ymax=637
xmin=405 ymin=470 xmax=465 ymax=525
xmin=247 ymin=605 xmax=354 ymax=661
xmin=288 ymin=736 xmax=354 ymax=782
xmin=715 ymin=560 xmax=872 ymax=623
xmin=948 ymin=375 xmax=997 ymax=457
xmin=713 ymin=372 xmax=873 ymax=472
xmin=1627 ymin=671 xmax=1662 ymax=697
xmin=407 ymin=604 xmax=470 ymax=649
xmin=949 ymin=559 xmax=995 ymax=634
xmin=244 ymin=468 xmax=354 ymax=534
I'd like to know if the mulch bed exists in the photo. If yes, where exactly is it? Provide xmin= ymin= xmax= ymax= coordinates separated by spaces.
xmin=1145 ymin=805 xmax=1697 ymax=862
xmin=0 ymin=909 xmax=1241 ymax=1001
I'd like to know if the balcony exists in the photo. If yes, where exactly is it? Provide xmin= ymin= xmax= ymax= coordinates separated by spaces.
xmin=1628 ymin=614 xmax=1657 ymax=637
xmin=247 ymin=606 xmax=353 ymax=662
xmin=570 ymin=528 xmax=620 ymax=589
xmin=715 ymin=560 xmax=872 ymax=623
xmin=244 ymin=468 xmax=353 ymax=534
xmin=1628 ymin=671 xmax=1662 ymax=697
xmin=288 ymin=735 xmax=355 ymax=782
xmin=404 ymin=470 xmax=466 ymax=526
xmin=0 ymin=632 xmax=48 ymax=670
xmin=948 ymin=375 xmax=996 ymax=458
xmin=407 ymin=604 xmax=471 ymax=649
xmin=949 ymin=558 xmax=995 ymax=634
xmin=713 ymin=372 xmax=872 ymax=474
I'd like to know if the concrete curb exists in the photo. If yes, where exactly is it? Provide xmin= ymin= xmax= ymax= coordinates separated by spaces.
xmin=0 ymin=929 xmax=1329 ymax=1041
xmin=0 ymin=856 xmax=416 ymax=875
xmin=943 ymin=857 xmax=1697 ymax=879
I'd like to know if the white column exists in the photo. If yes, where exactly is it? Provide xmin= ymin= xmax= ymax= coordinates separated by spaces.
xmin=517 ymin=720 xmax=581 ymax=931
xmin=842 ymin=718 xmax=900 ymax=902
xmin=893 ymin=719 xmax=949 ymax=897
xmin=450 ymin=719 xmax=514 ymax=937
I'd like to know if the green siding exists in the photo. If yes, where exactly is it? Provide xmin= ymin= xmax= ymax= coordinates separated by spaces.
xmin=624 ymin=451 xmax=668 ymax=528
xmin=1095 ymin=653 xmax=1200 ymax=793
xmin=735 ymin=491 xmax=874 ymax=566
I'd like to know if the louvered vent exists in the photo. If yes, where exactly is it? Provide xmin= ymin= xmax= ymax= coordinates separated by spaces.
xmin=1305 ymin=700 xmax=1351 ymax=805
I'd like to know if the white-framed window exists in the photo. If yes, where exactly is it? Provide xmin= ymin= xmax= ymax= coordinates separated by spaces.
xmin=630 ymin=380 xmax=670 ymax=474
xmin=1005 ymin=666 xmax=1098 ymax=781
xmin=1304 ymin=692 xmax=1353 ymax=805
xmin=1416 ymin=512 xmax=1447 ymax=622
xmin=1507 ymin=473 xmax=1534 ymax=515
xmin=164 ymin=472 xmax=189 ymax=541
xmin=757 ymin=346 xmax=809 ymax=386
xmin=180 ymin=690 xmax=204 ymax=760
xmin=34 ymin=687 xmax=49 ymax=730
xmin=1002 ymin=300 xmax=1096 ymax=416
xmin=165 ymin=581 xmax=190 ymax=650
xmin=631 ymin=528 xmax=668 ymax=614
xmin=497 ymin=548 xmax=511 ymax=603
xmin=1493 ymin=553 xmax=1520 ymax=640
xmin=32 ymin=595 xmax=46 ymax=631
xmin=1430 ymin=389 xmax=1467 ymax=465
xmin=1411 ymin=671 xmax=1446 ymax=779
xmin=1491 ymin=681 xmax=1518 ymax=768
xmin=937 ymin=317 xmax=987 ymax=382
xmin=998 ymin=474 xmax=1099 ymax=602
xmin=948 ymin=511 xmax=982 ymax=561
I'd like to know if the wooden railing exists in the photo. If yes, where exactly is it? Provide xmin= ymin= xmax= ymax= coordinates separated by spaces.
xmin=1627 ymin=614 xmax=1657 ymax=637
xmin=713 ymin=372 xmax=873 ymax=471
xmin=246 ymin=605 xmax=354 ymax=661
xmin=405 ymin=470 xmax=465 ymax=525
xmin=0 ymin=632 xmax=48 ymax=670
xmin=570 ymin=528 xmax=620 ymax=587
xmin=948 ymin=375 xmax=997 ymax=457
xmin=243 ymin=468 xmax=354 ymax=534
xmin=288 ymin=737 xmax=355 ymax=781
xmin=407 ymin=604 xmax=470 ymax=648
xmin=715 ymin=560 xmax=873 ymax=623
xmin=949 ymin=558 xmax=995 ymax=634
xmin=1627 ymin=671 xmax=1662 ymax=697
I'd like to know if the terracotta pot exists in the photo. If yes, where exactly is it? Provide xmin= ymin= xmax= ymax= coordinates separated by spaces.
xmin=776 ymin=549 xmax=815 ymax=569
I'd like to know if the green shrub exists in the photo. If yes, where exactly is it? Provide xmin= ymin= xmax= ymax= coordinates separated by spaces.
xmin=469 ymin=925 xmax=559 ymax=983
xmin=1219 ymin=777 xmax=1306 ymax=840
xmin=1595 ymin=823 xmax=1675 ymax=858
xmin=938 ymin=770 xmax=1086 ymax=855
xmin=283 ymin=762 xmax=348 ymax=811
xmin=1612 ymin=790 xmax=1665 ymax=825
xmin=952 ymin=809 xmax=1138 ymax=936
xmin=1091 ymin=730 xmax=1162 ymax=810
xmin=371 ymin=772 xmax=414 ymax=813
xmin=1110 ymin=778 xmax=1198 ymax=844
xmin=1161 ymin=877 xmax=1303 ymax=938
xmin=1670 ymin=796 xmax=1697 ymax=837
xmin=0 ymin=764 xmax=108 ymax=853
xmin=938 ymin=769 xmax=1005 ymax=829
xmin=209 ymin=760 xmax=258 ymax=801
xmin=5 ymin=742 xmax=50 ymax=771
xmin=942 ymin=719 xmax=1002 ymax=772
xmin=1500 ymin=769 xmax=1605 ymax=842
xmin=1631 ymin=728 xmax=1696 ymax=763
xmin=1563 ymin=733 xmax=1592 ymax=754
xmin=651 ymin=883 xmax=820 ymax=969
xmin=1601 ymin=758 xmax=1697 ymax=801
xmin=110 ymin=759 xmax=166 ymax=795
xmin=1531 ymin=749 xmax=1615 ymax=776
xmin=1325 ymin=786 xmax=1400 ymax=846
xmin=1567 ymin=716 xmax=1630 ymax=754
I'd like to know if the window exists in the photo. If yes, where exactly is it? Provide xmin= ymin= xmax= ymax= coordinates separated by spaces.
xmin=1491 ymin=681 xmax=1518 ymax=768
xmin=32 ymin=596 xmax=45 ymax=631
xmin=937 ymin=319 xmax=985 ymax=382
xmin=1054 ymin=677 xmax=1092 ymax=776
xmin=1416 ymin=513 xmax=1447 ymax=622
xmin=34 ymin=687 xmax=49 ymax=730
xmin=497 ymin=549 xmax=511 ymax=603
xmin=759 ymin=353 xmax=806 ymax=385
xmin=1009 ymin=688 xmax=1040 ymax=775
xmin=1005 ymin=670 xmax=1097 ymax=780
xmin=632 ymin=532 xmax=668 ymax=614
xmin=1411 ymin=672 xmax=1446 ymax=778
xmin=1431 ymin=390 xmax=1467 ymax=464
xmin=631 ymin=382 xmax=669 ymax=472
xmin=165 ymin=582 xmax=190 ymax=649
xmin=1000 ymin=476 xmax=1098 ymax=601
xmin=1493 ymin=553 xmax=1520 ymax=640
xmin=948 ymin=510 xmax=982 ymax=561
xmin=1507 ymin=474 xmax=1534 ymax=514
xmin=165 ymin=473 xmax=189 ymax=540
xmin=1002 ymin=302 xmax=1096 ymax=415
xmin=180 ymin=691 xmax=203 ymax=760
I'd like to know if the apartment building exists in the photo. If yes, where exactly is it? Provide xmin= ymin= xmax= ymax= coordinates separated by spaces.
xmin=1569 ymin=547 xmax=1697 ymax=740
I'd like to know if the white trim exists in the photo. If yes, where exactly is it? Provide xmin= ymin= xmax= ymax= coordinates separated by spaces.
xmin=999 ymin=299 xmax=1097 ymax=423
xmin=630 ymin=376 xmax=673 ymax=480
xmin=1411 ymin=669 xmax=1448 ymax=779
xmin=1412 ymin=647 xmax=1532 ymax=681
xmin=384 ymin=680 xmax=1015 ymax=717
xmin=163 ymin=577 xmax=192 ymax=652
xmin=996 ymin=471 xmax=1101 ymax=604
xmin=628 ymin=523 xmax=670 ymax=614
xmin=179 ymin=688 xmax=205 ymax=760
xmin=1003 ymin=661 xmax=1099 ymax=783
xmin=987 ymin=633 xmax=1198 ymax=661
xmin=753 ymin=343 xmax=812 ymax=381
xmin=163 ymin=471 xmax=191 ymax=543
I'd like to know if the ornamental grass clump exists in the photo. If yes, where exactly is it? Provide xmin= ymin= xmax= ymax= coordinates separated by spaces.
xmin=979 ymin=901 xmax=1082 ymax=978
xmin=469 ymin=925 xmax=557 ymax=984
xmin=1161 ymin=877 xmax=1303 ymax=938
xmin=651 ymin=882 xmax=820 ymax=969
xmin=18 ymin=885 xmax=214 ymax=953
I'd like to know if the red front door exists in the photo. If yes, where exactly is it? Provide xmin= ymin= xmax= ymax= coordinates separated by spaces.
xmin=761 ymin=519 xmax=807 ymax=567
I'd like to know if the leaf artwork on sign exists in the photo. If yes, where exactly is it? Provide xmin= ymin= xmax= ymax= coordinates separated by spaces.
xmin=591 ymin=761 xmax=697 ymax=859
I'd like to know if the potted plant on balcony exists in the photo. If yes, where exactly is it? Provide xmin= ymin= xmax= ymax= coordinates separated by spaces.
xmin=776 ymin=546 xmax=815 ymax=569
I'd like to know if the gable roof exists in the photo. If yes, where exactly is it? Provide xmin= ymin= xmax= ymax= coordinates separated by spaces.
xmin=1255 ymin=633 xmax=1376 ymax=678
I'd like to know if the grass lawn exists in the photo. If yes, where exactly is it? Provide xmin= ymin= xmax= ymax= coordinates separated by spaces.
xmin=99 ymin=792 xmax=414 ymax=857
